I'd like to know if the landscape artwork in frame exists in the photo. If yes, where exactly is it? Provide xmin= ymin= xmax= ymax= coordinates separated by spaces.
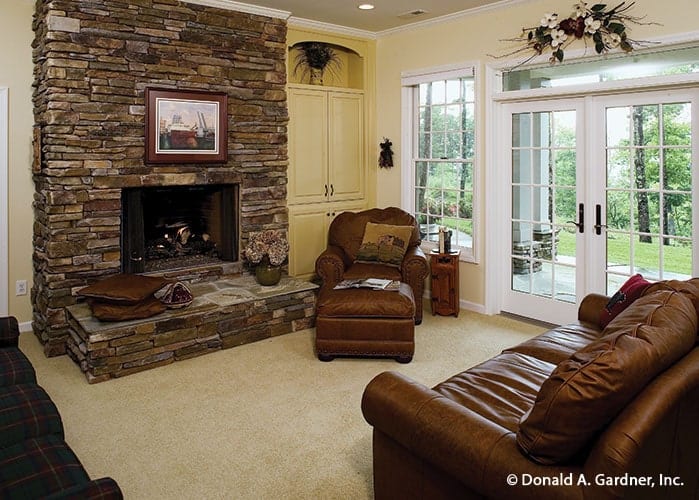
xmin=145 ymin=88 xmax=228 ymax=164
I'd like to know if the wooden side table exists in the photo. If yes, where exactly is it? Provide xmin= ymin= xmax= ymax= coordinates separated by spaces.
xmin=430 ymin=250 xmax=460 ymax=317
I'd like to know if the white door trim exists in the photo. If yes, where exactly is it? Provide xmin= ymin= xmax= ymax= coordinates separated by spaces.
xmin=0 ymin=88 xmax=8 ymax=316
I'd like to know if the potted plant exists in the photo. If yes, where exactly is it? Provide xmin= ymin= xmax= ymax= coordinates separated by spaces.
xmin=292 ymin=42 xmax=342 ymax=85
xmin=243 ymin=229 xmax=289 ymax=286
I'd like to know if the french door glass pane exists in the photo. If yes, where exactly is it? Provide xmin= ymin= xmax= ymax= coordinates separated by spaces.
xmin=511 ymin=110 xmax=576 ymax=304
xmin=605 ymin=102 xmax=693 ymax=291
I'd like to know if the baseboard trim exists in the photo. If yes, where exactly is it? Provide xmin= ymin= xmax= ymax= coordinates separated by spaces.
xmin=18 ymin=320 xmax=32 ymax=333
xmin=422 ymin=290 xmax=487 ymax=316
xmin=459 ymin=299 xmax=486 ymax=315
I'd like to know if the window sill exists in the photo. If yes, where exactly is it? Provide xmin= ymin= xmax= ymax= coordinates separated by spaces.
xmin=421 ymin=243 xmax=477 ymax=264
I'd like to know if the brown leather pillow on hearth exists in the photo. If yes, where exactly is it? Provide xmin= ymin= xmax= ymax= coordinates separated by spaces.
xmin=87 ymin=296 xmax=166 ymax=322
xmin=78 ymin=274 xmax=170 ymax=304
xmin=78 ymin=274 xmax=171 ymax=322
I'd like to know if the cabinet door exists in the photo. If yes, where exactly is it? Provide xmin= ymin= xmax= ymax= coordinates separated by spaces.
xmin=328 ymin=92 xmax=364 ymax=201
xmin=288 ymin=88 xmax=328 ymax=204
xmin=288 ymin=206 xmax=329 ymax=278
xmin=288 ymin=201 xmax=366 ymax=278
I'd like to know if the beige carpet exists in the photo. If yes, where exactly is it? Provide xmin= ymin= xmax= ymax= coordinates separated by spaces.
xmin=20 ymin=303 xmax=544 ymax=499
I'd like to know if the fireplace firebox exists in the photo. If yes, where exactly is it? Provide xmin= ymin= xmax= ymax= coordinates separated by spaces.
xmin=122 ymin=184 xmax=239 ymax=274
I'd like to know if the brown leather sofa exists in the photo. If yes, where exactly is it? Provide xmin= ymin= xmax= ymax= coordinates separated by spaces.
xmin=315 ymin=207 xmax=428 ymax=323
xmin=362 ymin=279 xmax=699 ymax=499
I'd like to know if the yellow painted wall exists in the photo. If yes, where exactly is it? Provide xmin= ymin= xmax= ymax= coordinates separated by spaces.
xmin=374 ymin=0 xmax=698 ymax=308
xmin=1 ymin=0 xmax=35 ymax=323
xmin=1 ymin=0 xmax=695 ymax=322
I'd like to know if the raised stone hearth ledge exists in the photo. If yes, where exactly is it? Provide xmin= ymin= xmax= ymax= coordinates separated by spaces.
xmin=66 ymin=276 xmax=318 ymax=383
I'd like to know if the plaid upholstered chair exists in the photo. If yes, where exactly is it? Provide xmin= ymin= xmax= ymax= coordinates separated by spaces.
xmin=0 ymin=317 xmax=123 ymax=498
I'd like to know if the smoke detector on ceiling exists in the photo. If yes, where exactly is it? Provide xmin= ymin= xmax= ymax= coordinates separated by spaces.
xmin=397 ymin=9 xmax=429 ymax=19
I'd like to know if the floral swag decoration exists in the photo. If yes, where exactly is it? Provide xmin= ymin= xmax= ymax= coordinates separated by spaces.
xmin=244 ymin=229 xmax=289 ymax=267
xmin=501 ymin=1 xmax=654 ymax=65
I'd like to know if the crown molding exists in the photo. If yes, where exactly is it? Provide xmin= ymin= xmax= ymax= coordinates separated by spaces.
xmin=377 ymin=0 xmax=530 ymax=37
xmin=288 ymin=16 xmax=377 ymax=40
xmin=183 ymin=0 xmax=291 ymax=20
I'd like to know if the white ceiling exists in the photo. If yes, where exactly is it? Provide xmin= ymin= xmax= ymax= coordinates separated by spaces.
xmin=232 ymin=0 xmax=518 ymax=34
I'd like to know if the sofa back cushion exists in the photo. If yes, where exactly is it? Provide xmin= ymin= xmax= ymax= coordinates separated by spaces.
xmin=641 ymin=278 xmax=699 ymax=329
xmin=516 ymin=290 xmax=697 ymax=465
xmin=328 ymin=207 xmax=420 ymax=262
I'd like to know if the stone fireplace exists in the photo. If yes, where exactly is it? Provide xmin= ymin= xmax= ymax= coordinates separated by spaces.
xmin=32 ymin=0 xmax=291 ymax=356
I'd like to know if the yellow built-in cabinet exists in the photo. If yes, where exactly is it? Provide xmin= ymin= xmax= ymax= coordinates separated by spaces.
xmin=287 ymin=85 xmax=366 ymax=277
xmin=288 ymin=85 xmax=364 ymax=204
xmin=286 ymin=30 xmax=375 ymax=278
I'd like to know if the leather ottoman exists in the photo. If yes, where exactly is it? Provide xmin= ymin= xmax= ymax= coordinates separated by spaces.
xmin=315 ymin=283 xmax=416 ymax=363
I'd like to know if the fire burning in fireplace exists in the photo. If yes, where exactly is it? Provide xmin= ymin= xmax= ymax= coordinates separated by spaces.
xmin=122 ymin=184 xmax=239 ymax=274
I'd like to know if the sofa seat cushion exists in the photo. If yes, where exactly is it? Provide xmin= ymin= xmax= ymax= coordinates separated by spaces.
xmin=517 ymin=289 xmax=698 ymax=465
xmin=317 ymin=283 xmax=415 ymax=319
xmin=0 ymin=349 xmax=36 ymax=387
xmin=0 ymin=384 xmax=64 ymax=448
xmin=504 ymin=322 xmax=603 ymax=365
xmin=0 ymin=434 xmax=90 ymax=498
xmin=433 ymin=352 xmax=556 ymax=433
xmin=342 ymin=262 xmax=403 ymax=282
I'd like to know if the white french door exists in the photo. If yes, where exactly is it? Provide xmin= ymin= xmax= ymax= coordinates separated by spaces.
xmin=588 ymin=90 xmax=698 ymax=294
xmin=502 ymin=99 xmax=585 ymax=324
xmin=500 ymin=89 xmax=698 ymax=324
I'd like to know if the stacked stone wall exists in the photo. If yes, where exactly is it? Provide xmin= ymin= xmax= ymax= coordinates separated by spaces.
xmin=32 ymin=0 xmax=288 ymax=355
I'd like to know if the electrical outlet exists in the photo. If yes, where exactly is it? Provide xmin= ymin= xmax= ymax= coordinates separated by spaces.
xmin=15 ymin=280 xmax=28 ymax=296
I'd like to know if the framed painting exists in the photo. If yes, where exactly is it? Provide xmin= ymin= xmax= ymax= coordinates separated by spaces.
xmin=145 ymin=88 xmax=228 ymax=164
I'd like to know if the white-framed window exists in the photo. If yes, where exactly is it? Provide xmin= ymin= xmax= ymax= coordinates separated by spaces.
xmin=401 ymin=64 xmax=478 ymax=261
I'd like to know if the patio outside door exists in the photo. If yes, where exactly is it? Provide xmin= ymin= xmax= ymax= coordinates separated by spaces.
xmin=503 ymin=100 xmax=584 ymax=324
xmin=589 ymin=91 xmax=696 ymax=295
xmin=501 ymin=90 xmax=696 ymax=324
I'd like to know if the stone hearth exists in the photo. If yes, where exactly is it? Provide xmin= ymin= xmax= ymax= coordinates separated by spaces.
xmin=31 ymin=0 xmax=290 ymax=357
xmin=67 ymin=276 xmax=317 ymax=383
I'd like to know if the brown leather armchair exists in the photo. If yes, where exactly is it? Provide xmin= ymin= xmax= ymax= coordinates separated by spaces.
xmin=315 ymin=207 xmax=428 ymax=324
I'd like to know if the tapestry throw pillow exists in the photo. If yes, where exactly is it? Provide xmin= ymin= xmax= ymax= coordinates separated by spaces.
xmin=599 ymin=273 xmax=650 ymax=328
xmin=355 ymin=222 xmax=413 ymax=268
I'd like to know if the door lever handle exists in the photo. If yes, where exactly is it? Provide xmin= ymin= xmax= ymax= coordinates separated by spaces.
xmin=566 ymin=220 xmax=584 ymax=232
xmin=594 ymin=204 xmax=607 ymax=235
xmin=566 ymin=203 xmax=585 ymax=233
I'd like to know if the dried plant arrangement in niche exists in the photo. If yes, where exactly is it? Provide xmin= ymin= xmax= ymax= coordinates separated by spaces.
xmin=292 ymin=42 xmax=342 ymax=85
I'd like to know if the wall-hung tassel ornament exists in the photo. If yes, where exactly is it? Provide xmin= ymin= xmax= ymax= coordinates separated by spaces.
xmin=379 ymin=138 xmax=394 ymax=168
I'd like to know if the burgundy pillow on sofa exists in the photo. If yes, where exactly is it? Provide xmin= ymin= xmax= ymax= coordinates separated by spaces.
xmin=599 ymin=274 xmax=650 ymax=328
